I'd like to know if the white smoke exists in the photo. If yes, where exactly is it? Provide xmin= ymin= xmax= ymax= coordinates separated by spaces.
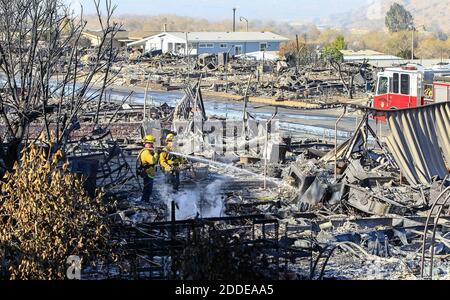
xmin=159 ymin=178 xmax=227 ymax=221
xmin=202 ymin=179 xmax=227 ymax=218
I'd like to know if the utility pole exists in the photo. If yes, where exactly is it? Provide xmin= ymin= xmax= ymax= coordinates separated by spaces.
xmin=303 ymin=33 xmax=307 ymax=64
xmin=233 ymin=8 xmax=236 ymax=32
xmin=295 ymin=34 xmax=300 ymax=73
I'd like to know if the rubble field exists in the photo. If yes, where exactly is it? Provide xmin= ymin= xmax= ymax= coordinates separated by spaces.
xmin=52 ymin=81 xmax=450 ymax=280
xmin=83 ymin=50 xmax=375 ymax=108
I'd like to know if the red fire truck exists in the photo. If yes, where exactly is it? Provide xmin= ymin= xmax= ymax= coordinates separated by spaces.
xmin=373 ymin=63 xmax=450 ymax=111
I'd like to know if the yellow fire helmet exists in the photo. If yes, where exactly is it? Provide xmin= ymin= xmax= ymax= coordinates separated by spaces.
xmin=143 ymin=134 xmax=155 ymax=143
xmin=165 ymin=133 xmax=175 ymax=142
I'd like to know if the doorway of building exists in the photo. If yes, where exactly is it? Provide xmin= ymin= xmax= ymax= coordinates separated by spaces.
xmin=234 ymin=45 xmax=243 ymax=55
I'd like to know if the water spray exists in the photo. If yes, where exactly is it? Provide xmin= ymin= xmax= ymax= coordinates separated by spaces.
xmin=169 ymin=151 xmax=282 ymax=186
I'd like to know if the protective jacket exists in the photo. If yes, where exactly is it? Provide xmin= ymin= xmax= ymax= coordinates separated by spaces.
xmin=137 ymin=148 xmax=158 ymax=178
xmin=159 ymin=147 xmax=186 ymax=173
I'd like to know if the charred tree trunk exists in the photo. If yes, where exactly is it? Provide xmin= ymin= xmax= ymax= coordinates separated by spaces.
xmin=348 ymin=75 xmax=354 ymax=99
xmin=330 ymin=59 xmax=368 ymax=100
xmin=0 ymin=0 xmax=120 ymax=170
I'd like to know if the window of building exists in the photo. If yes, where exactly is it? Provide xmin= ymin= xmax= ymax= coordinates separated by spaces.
xmin=220 ymin=43 xmax=228 ymax=48
xmin=174 ymin=43 xmax=185 ymax=53
xmin=392 ymin=73 xmax=399 ymax=93
xmin=260 ymin=43 xmax=268 ymax=51
xmin=377 ymin=76 xmax=388 ymax=95
xmin=199 ymin=43 xmax=214 ymax=48
xmin=401 ymin=74 xmax=410 ymax=95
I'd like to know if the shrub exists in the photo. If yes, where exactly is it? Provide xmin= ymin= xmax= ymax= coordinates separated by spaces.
xmin=0 ymin=144 xmax=112 ymax=279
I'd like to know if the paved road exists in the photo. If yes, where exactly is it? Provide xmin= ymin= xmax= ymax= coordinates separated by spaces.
xmin=105 ymin=85 xmax=388 ymax=141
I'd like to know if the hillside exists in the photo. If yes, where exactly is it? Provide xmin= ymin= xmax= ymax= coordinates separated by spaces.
xmin=318 ymin=0 xmax=450 ymax=33
xmin=82 ymin=0 xmax=450 ymax=40
xmin=82 ymin=14 xmax=304 ymax=39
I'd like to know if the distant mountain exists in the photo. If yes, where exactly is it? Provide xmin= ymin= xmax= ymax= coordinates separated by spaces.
xmin=317 ymin=0 xmax=450 ymax=33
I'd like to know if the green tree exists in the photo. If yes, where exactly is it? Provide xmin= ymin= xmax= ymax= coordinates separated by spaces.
xmin=322 ymin=35 xmax=345 ymax=62
xmin=321 ymin=36 xmax=363 ymax=100
xmin=385 ymin=3 xmax=414 ymax=32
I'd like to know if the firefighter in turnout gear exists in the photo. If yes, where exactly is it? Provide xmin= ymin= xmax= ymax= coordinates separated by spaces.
xmin=159 ymin=133 xmax=187 ymax=191
xmin=137 ymin=134 xmax=159 ymax=202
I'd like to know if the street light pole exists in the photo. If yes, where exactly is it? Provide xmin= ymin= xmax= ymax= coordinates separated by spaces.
xmin=240 ymin=16 xmax=248 ymax=32
xmin=411 ymin=25 xmax=426 ymax=60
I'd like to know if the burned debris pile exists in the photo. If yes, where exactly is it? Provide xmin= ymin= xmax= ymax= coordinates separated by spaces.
xmin=87 ymin=82 xmax=450 ymax=280
xmin=108 ymin=50 xmax=377 ymax=104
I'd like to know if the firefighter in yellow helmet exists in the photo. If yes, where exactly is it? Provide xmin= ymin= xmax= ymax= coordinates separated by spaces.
xmin=159 ymin=133 xmax=187 ymax=191
xmin=137 ymin=134 xmax=159 ymax=202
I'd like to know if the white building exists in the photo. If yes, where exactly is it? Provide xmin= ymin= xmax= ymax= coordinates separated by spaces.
xmin=127 ymin=31 xmax=289 ymax=56
xmin=82 ymin=29 xmax=135 ymax=48
xmin=340 ymin=50 xmax=402 ymax=62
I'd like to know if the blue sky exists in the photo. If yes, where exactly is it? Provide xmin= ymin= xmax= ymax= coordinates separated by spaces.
xmin=71 ymin=0 xmax=374 ymax=22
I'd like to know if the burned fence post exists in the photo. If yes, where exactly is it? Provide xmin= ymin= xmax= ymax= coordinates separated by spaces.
xmin=334 ymin=107 xmax=347 ymax=181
